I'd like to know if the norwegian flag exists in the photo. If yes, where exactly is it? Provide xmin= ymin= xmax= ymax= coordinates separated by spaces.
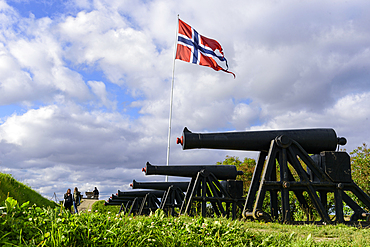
xmin=175 ymin=19 xmax=235 ymax=78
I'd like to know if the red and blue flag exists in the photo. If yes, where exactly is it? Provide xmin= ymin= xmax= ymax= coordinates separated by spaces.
xmin=175 ymin=19 xmax=235 ymax=78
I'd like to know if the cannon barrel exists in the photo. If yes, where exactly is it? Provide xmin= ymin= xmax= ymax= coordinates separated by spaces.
xmin=105 ymin=200 xmax=129 ymax=206
xmin=116 ymin=190 xmax=165 ymax=198
xmin=111 ymin=196 xmax=140 ymax=201
xmin=143 ymin=162 xmax=243 ymax=180
xmin=130 ymin=180 xmax=190 ymax=191
xmin=177 ymin=127 xmax=347 ymax=154
xmin=107 ymin=198 xmax=131 ymax=203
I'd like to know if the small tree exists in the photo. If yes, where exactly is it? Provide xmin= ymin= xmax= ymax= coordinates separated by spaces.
xmin=350 ymin=143 xmax=370 ymax=195
xmin=216 ymin=155 xmax=256 ymax=196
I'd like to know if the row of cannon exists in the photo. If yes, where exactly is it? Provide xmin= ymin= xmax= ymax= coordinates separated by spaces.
xmin=105 ymin=127 xmax=370 ymax=224
xmin=105 ymin=162 xmax=245 ymax=219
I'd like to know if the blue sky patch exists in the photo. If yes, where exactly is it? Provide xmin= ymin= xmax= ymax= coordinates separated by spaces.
xmin=7 ymin=0 xmax=65 ymax=19
xmin=0 ymin=104 xmax=25 ymax=120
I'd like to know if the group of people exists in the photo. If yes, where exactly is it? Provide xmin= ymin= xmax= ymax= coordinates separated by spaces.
xmin=63 ymin=187 xmax=99 ymax=213
xmin=63 ymin=187 xmax=81 ymax=213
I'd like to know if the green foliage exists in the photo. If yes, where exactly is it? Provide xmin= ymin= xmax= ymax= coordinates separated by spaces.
xmin=1 ymin=197 xmax=370 ymax=246
xmin=350 ymin=143 xmax=370 ymax=195
xmin=216 ymin=155 xmax=256 ymax=195
xmin=0 ymin=172 xmax=58 ymax=208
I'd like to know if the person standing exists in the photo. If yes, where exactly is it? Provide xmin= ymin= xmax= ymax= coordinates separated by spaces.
xmin=93 ymin=187 xmax=99 ymax=199
xmin=63 ymin=188 xmax=73 ymax=213
xmin=73 ymin=187 xmax=81 ymax=214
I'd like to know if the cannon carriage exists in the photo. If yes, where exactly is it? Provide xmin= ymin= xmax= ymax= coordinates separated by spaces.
xmin=105 ymin=190 xmax=164 ymax=215
xmin=130 ymin=180 xmax=189 ymax=216
xmin=142 ymin=162 xmax=245 ymax=219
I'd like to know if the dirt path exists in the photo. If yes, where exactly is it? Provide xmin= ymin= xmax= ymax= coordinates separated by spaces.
xmin=77 ymin=199 xmax=99 ymax=213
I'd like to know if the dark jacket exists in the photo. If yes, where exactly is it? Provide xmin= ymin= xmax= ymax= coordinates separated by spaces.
xmin=93 ymin=188 xmax=99 ymax=196
xmin=64 ymin=193 xmax=73 ymax=207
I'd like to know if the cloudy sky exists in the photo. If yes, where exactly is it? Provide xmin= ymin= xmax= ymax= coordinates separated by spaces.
xmin=1 ymin=0 xmax=370 ymax=201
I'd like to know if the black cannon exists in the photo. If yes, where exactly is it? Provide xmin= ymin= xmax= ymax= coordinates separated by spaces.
xmin=104 ymin=196 xmax=140 ymax=214
xmin=177 ymin=127 xmax=346 ymax=153
xmin=177 ymin=127 xmax=370 ymax=225
xmin=110 ymin=195 xmax=143 ymax=201
xmin=130 ymin=180 xmax=189 ymax=216
xmin=116 ymin=190 xmax=165 ymax=198
xmin=105 ymin=198 xmax=131 ymax=205
xmin=143 ymin=162 xmax=245 ymax=219
xmin=106 ymin=190 xmax=165 ymax=216
xmin=143 ymin=162 xmax=243 ymax=180
xmin=130 ymin=180 xmax=189 ymax=191
xmin=105 ymin=198 xmax=130 ymax=206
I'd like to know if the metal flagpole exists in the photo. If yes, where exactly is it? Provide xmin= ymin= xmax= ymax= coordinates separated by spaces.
xmin=165 ymin=15 xmax=179 ymax=182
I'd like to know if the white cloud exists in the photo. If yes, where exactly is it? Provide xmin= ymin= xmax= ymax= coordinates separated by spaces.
xmin=73 ymin=0 xmax=92 ymax=9
xmin=0 ymin=12 xmax=91 ymax=105
xmin=250 ymin=91 xmax=370 ymax=152
xmin=231 ymin=102 xmax=260 ymax=130
xmin=0 ymin=43 xmax=35 ymax=104
xmin=0 ymin=102 xmax=171 ymax=169
xmin=59 ymin=10 xmax=160 ymax=85
xmin=87 ymin=80 xmax=116 ymax=109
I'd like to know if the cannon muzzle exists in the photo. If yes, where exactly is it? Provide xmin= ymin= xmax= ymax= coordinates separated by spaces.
xmin=130 ymin=180 xmax=190 ymax=191
xmin=143 ymin=162 xmax=243 ymax=180
xmin=177 ymin=127 xmax=346 ymax=154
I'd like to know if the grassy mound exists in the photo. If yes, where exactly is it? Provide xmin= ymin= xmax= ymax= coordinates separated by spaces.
xmin=0 ymin=172 xmax=58 ymax=208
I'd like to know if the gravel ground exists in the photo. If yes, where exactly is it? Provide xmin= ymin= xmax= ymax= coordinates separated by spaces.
xmin=77 ymin=199 xmax=99 ymax=213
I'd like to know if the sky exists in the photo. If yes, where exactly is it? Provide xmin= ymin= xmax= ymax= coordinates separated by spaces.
xmin=1 ymin=0 xmax=370 ymax=202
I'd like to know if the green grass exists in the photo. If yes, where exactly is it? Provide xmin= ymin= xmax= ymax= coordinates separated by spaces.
xmin=0 ymin=172 xmax=58 ymax=208
xmin=92 ymin=200 xmax=121 ymax=214
xmin=2 ymin=174 xmax=370 ymax=246
xmin=2 ymin=196 xmax=370 ymax=246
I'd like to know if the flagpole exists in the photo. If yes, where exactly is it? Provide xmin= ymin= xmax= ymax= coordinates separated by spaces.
xmin=165 ymin=15 xmax=179 ymax=182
